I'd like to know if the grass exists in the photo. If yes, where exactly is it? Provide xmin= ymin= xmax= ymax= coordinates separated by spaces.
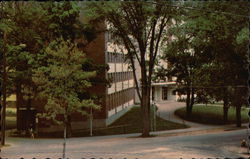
xmin=86 ymin=106 xmax=189 ymax=136
xmin=6 ymin=116 xmax=16 ymax=130
xmin=175 ymin=105 xmax=249 ymax=125
xmin=5 ymin=107 xmax=17 ymax=130
xmin=6 ymin=108 xmax=16 ymax=117
xmin=32 ymin=106 xmax=188 ymax=138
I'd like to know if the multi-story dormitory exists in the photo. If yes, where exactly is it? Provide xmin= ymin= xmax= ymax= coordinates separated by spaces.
xmin=105 ymin=38 xmax=135 ymax=124
xmin=106 ymin=51 xmax=135 ymax=121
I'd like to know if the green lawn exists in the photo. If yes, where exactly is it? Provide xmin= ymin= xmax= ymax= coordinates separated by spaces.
xmin=37 ymin=106 xmax=188 ymax=138
xmin=6 ymin=116 xmax=16 ymax=130
xmin=88 ymin=106 xmax=189 ymax=136
xmin=175 ymin=105 xmax=249 ymax=125
xmin=6 ymin=107 xmax=17 ymax=130
xmin=6 ymin=107 xmax=16 ymax=117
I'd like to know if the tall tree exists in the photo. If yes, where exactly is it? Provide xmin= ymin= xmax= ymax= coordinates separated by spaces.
xmin=32 ymin=39 xmax=99 ymax=137
xmin=162 ymin=1 xmax=249 ymax=125
xmin=0 ymin=1 xmax=99 ymax=131
xmin=86 ymin=1 xmax=177 ymax=137
xmin=162 ymin=21 xmax=200 ymax=116
xmin=189 ymin=1 xmax=249 ymax=126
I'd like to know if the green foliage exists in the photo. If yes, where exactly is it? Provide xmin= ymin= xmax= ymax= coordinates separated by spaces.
xmin=33 ymin=39 xmax=99 ymax=125
xmin=0 ymin=2 xmax=97 ymax=97
xmin=162 ymin=2 xmax=249 ymax=108
xmin=236 ymin=27 xmax=249 ymax=45
xmin=40 ymin=2 xmax=82 ymax=40
xmin=6 ymin=108 xmax=16 ymax=117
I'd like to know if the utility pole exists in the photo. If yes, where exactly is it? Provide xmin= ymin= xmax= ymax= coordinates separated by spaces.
xmin=90 ymin=106 xmax=93 ymax=136
xmin=1 ymin=31 xmax=7 ymax=146
xmin=62 ymin=125 xmax=66 ymax=159
xmin=0 ymin=84 xmax=2 ymax=147
xmin=247 ymin=117 xmax=250 ymax=154
xmin=62 ymin=78 xmax=67 ymax=159
xmin=153 ymin=101 xmax=156 ymax=131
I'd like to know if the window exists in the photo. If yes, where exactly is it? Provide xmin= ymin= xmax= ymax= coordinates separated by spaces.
xmin=122 ymin=72 xmax=125 ymax=81
xmin=107 ymin=95 xmax=110 ymax=110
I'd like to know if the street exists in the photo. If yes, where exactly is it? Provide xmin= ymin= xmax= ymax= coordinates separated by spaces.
xmin=1 ymin=129 xmax=249 ymax=159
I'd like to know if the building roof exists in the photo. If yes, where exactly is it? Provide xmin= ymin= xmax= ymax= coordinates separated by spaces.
xmin=152 ymin=81 xmax=176 ymax=86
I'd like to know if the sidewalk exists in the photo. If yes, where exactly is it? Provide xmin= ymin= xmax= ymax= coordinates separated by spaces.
xmin=156 ymin=101 xmax=218 ymax=127
xmin=156 ymin=101 xmax=204 ymax=127
xmin=153 ymin=100 xmax=248 ymax=136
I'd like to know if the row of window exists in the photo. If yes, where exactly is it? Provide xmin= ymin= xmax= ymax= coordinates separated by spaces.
xmin=107 ymin=88 xmax=134 ymax=111
xmin=108 ymin=71 xmax=133 ymax=83
xmin=107 ymin=52 xmax=125 ymax=63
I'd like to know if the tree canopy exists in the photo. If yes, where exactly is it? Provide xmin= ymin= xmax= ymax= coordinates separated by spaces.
xmin=0 ymin=1 xmax=103 ymax=134
xmin=33 ymin=39 xmax=99 ymax=137
xmin=161 ymin=1 xmax=249 ymax=125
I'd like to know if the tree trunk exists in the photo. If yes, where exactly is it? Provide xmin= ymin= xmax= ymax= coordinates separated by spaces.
xmin=223 ymin=106 xmax=229 ymax=123
xmin=186 ymin=87 xmax=191 ymax=117
xmin=236 ymin=105 xmax=241 ymax=127
xmin=223 ymin=97 xmax=229 ymax=123
xmin=190 ymin=88 xmax=195 ymax=114
xmin=25 ymin=97 xmax=32 ymax=135
xmin=141 ymin=83 xmax=151 ymax=137
xmin=16 ymin=82 xmax=22 ymax=130
xmin=66 ymin=115 xmax=72 ymax=138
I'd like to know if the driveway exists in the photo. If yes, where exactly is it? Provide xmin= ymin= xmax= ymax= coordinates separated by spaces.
xmin=156 ymin=101 xmax=223 ymax=129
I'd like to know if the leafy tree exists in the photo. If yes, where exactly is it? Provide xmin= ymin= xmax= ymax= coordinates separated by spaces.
xmin=32 ymin=39 xmax=100 ymax=137
xmin=162 ymin=1 xmax=249 ymax=125
xmin=162 ymin=28 xmax=199 ymax=116
xmin=86 ymin=1 xmax=177 ymax=137
xmin=195 ymin=89 xmax=214 ymax=106
xmin=0 ymin=1 xmax=99 ymax=131
xmin=189 ymin=2 xmax=249 ymax=126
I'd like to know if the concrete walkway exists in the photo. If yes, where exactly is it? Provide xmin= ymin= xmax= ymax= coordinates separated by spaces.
xmin=156 ymin=101 xmax=204 ymax=127
xmin=155 ymin=101 xmax=246 ymax=133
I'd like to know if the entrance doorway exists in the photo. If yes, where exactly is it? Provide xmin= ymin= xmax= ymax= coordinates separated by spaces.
xmin=162 ymin=87 xmax=168 ymax=100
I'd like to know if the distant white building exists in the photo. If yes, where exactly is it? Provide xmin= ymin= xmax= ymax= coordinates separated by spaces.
xmin=151 ymin=56 xmax=179 ymax=102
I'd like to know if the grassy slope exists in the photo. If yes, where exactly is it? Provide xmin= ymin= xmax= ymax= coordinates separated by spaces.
xmin=73 ymin=106 xmax=188 ymax=137
xmin=25 ymin=106 xmax=188 ymax=138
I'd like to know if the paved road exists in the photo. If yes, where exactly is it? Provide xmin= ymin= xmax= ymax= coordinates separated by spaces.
xmin=1 ymin=129 xmax=249 ymax=159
